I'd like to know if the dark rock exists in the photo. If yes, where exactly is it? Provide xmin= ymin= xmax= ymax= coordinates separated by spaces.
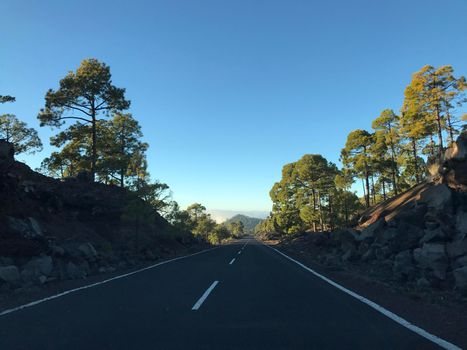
xmin=23 ymin=256 xmax=53 ymax=277
xmin=361 ymin=248 xmax=375 ymax=262
xmin=0 ymin=140 xmax=14 ymax=163
xmin=20 ymin=256 xmax=53 ymax=285
xmin=7 ymin=217 xmax=43 ymax=238
xmin=418 ymin=184 xmax=452 ymax=211
xmin=456 ymin=210 xmax=467 ymax=237
xmin=0 ymin=265 xmax=20 ymax=283
xmin=416 ymin=277 xmax=431 ymax=289
xmin=395 ymin=221 xmax=425 ymax=251
xmin=446 ymin=239 xmax=467 ymax=259
xmin=341 ymin=248 xmax=358 ymax=262
xmin=393 ymin=203 xmax=427 ymax=227
xmin=419 ymin=227 xmax=447 ymax=244
xmin=358 ymin=218 xmax=385 ymax=242
xmin=78 ymin=243 xmax=98 ymax=261
xmin=393 ymin=250 xmax=415 ymax=280
xmin=375 ymin=228 xmax=399 ymax=245
xmin=0 ymin=257 xmax=14 ymax=266
xmin=453 ymin=266 xmax=467 ymax=293
xmin=453 ymin=255 xmax=467 ymax=269
xmin=413 ymin=243 xmax=448 ymax=280
xmin=66 ymin=262 xmax=85 ymax=279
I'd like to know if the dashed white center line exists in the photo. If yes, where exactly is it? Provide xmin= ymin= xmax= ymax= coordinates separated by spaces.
xmin=191 ymin=281 xmax=219 ymax=311
xmin=238 ymin=250 xmax=242 ymax=255
xmin=229 ymin=258 xmax=236 ymax=265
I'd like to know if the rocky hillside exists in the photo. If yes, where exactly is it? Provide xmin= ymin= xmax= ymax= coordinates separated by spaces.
xmin=0 ymin=140 xmax=199 ymax=293
xmin=277 ymin=132 xmax=467 ymax=295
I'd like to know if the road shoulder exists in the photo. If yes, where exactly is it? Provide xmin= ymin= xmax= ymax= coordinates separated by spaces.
xmin=266 ymin=238 xmax=467 ymax=349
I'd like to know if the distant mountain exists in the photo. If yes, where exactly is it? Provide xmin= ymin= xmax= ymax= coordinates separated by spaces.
xmin=224 ymin=214 xmax=262 ymax=232
xmin=207 ymin=209 xmax=269 ymax=223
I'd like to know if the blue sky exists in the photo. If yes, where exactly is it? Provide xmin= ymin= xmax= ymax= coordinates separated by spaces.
xmin=1 ymin=0 xmax=466 ymax=213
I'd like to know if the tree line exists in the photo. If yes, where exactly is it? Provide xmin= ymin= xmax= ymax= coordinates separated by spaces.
xmin=1 ymin=58 xmax=242 ymax=244
xmin=257 ymin=65 xmax=466 ymax=235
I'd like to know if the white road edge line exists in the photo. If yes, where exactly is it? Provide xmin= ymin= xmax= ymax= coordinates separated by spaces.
xmin=0 ymin=247 xmax=219 ymax=318
xmin=191 ymin=281 xmax=219 ymax=310
xmin=229 ymin=258 xmax=236 ymax=265
xmin=264 ymin=243 xmax=461 ymax=350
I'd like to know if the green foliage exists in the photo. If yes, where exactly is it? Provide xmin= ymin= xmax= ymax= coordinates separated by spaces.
xmin=227 ymin=221 xmax=244 ymax=238
xmin=99 ymin=113 xmax=148 ymax=187
xmin=401 ymin=65 xmax=466 ymax=152
xmin=133 ymin=178 xmax=172 ymax=215
xmin=38 ymin=58 xmax=130 ymax=181
xmin=0 ymin=95 xmax=15 ymax=104
xmin=0 ymin=114 xmax=43 ymax=154
xmin=121 ymin=197 xmax=156 ymax=251
xmin=341 ymin=129 xmax=373 ymax=207
xmin=260 ymin=154 xmax=362 ymax=235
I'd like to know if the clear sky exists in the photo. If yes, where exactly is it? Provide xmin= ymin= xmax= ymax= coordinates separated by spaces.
xmin=1 ymin=0 xmax=466 ymax=213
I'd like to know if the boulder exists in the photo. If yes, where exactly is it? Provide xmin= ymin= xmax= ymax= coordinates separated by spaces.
xmin=456 ymin=210 xmax=467 ymax=237
xmin=393 ymin=250 xmax=415 ymax=279
xmin=453 ymin=266 xmax=467 ymax=293
xmin=50 ymin=245 xmax=65 ymax=257
xmin=0 ymin=140 xmax=14 ymax=162
xmin=361 ymin=248 xmax=375 ymax=262
xmin=418 ymin=184 xmax=452 ymax=211
xmin=416 ymin=277 xmax=431 ymax=289
xmin=21 ymin=256 xmax=53 ymax=285
xmin=0 ymin=265 xmax=20 ymax=283
xmin=375 ymin=228 xmax=399 ymax=245
xmin=392 ymin=221 xmax=425 ymax=251
xmin=7 ymin=217 xmax=43 ymax=238
xmin=66 ymin=262 xmax=85 ymax=279
xmin=393 ymin=203 xmax=427 ymax=227
xmin=445 ymin=133 xmax=467 ymax=161
xmin=0 ymin=257 xmax=14 ymax=266
xmin=444 ymin=132 xmax=467 ymax=190
xmin=78 ymin=243 xmax=98 ymax=261
xmin=419 ymin=227 xmax=447 ymax=244
xmin=446 ymin=239 xmax=467 ymax=259
xmin=372 ymin=243 xmax=392 ymax=261
xmin=27 ymin=218 xmax=42 ymax=236
xmin=358 ymin=218 xmax=385 ymax=242
xmin=336 ymin=229 xmax=358 ymax=252
xmin=341 ymin=248 xmax=358 ymax=262
xmin=453 ymin=255 xmax=467 ymax=269
xmin=413 ymin=243 xmax=448 ymax=280
xmin=23 ymin=256 xmax=53 ymax=277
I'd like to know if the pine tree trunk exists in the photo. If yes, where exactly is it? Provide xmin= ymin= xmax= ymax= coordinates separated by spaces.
xmin=91 ymin=106 xmax=97 ymax=182
xmin=371 ymin=175 xmax=376 ymax=204
xmin=120 ymin=123 xmax=125 ymax=188
xmin=318 ymin=191 xmax=324 ymax=231
xmin=435 ymin=105 xmax=444 ymax=153
xmin=364 ymin=168 xmax=370 ymax=208
xmin=390 ymin=145 xmax=398 ymax=194
xmin=412 ymin=138 xmax=420 ymax=183
xmin=446 ymin=111 xmax=454 ymax=145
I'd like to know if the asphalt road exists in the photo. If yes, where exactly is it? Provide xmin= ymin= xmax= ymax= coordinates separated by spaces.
xmin=0 ymin=238 xmax=445 ymax=349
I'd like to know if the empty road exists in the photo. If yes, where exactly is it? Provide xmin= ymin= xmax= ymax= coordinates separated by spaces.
xmin=0 ymin=238 xmax=451 ymax=349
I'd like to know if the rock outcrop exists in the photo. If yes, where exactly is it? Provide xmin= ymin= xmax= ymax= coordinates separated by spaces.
xmin=303 ymin=132 xmax=467 ymax=295
xmin=0 ymin=142 xmax=197 ymax=293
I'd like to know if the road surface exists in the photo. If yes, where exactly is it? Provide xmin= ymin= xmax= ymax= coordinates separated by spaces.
xmin=0 ymin=238 xmax=447 ymax=349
